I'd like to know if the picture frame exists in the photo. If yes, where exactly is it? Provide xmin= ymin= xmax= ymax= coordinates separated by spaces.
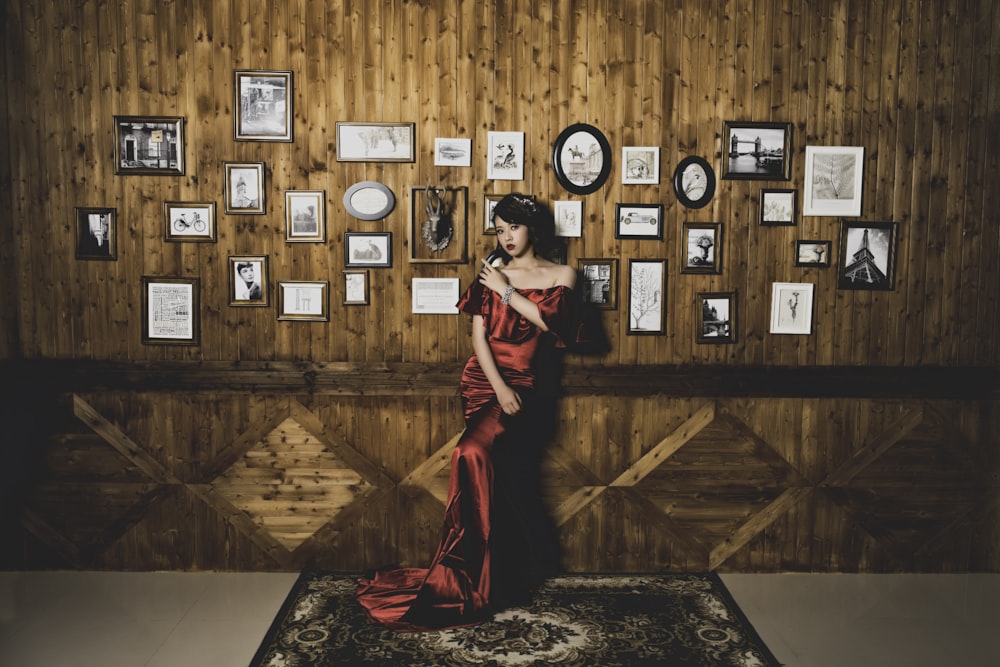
xmin=336 ymin=121 xmax=415 ymax=162
xmin=795 ymin=240 xmax=832 ymax=267
xmin=627 ymin=259 xmax=667 ymax=335
xmin=672 ymin=156 xmax=716 ymax=209
xmin=553 ymin=200 xmax=583 ymax=237
xmin=615 ymin=203 xmax=664 ymax=240
xmin=113 ymin=115 xmax=185 ymax=176
xmin=721 ymin=121 xmax=793 ymax=180
xmin=277 ymin=281 xmax=329 ymax=321
xmin=770 ymin=282 xmax=815 ymax=334
xmin=228 ymin=255 xmax=269 ymax=307
xmin=224 ymin=162 xmax=265 ymax=215
xmin=74 ymin=207 xmax=116 ymax=260
xmin=487 ymin=131 xmax=525 ymax=180
xmin=681 ymin=223 xmax=723 ymax=274
xmin=696 ymin=291 xmax=737 ymax=344
xmin=803 ymin=146 xmax=865 ymax=216
xmin=285 ymin=190 xmax=326 ymax=242
xmin=483 ymin=194 xmax=502 ymax=234
xmin=163 ymin=201 xmax=216 ymax=242
xmin=837 ymin=221 xmax=897 ymax=290
xmin=760 ymin=188 xmax=797 ymax=226
xmin=343 ymin=270 xmax=369 ymax=306
xmin=412 ymin=278 xmax=460 ymax=315
xmin=233 ymin=69 xmax=293 ymax=142
xmin=343 ymin=181 xmax=395 ymax=221
xmin=622 ymin=146 xmax=660 ymax=184
xmin=345 ymin=232 xmax=392 ymax=268
xmin=142 ymin=276 xmax=199 ymax=345
xmin=577 ymin=258 xmax=618 ymax=310
xmin=410 ymin=186 xmax=468 ymax=264
xmin=434 ymin=137 xmax=472 ymax=167
xmin=552 ymin=123 xmax=612 ymax=195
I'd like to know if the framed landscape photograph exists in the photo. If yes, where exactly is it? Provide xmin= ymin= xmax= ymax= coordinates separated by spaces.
xmin=234 ymin=69 xmax=292 ymax=142
xmin=795 ymin=240 xmax=832 ymax=267
xmin=553 ymin=200 xmax=583 ymax=237
xmin=228 ymin=255 xmax=268 ymax=307
xmin=74 ymin=206 xmax=116 ymax=260
xmin=803 ymin=146 xmax=864 ymax=216
xmin=721 ymin=121 xmax=792 ymax=181
xmin=345 ymin=232 xmax=392 ymax=268
xmin=285 ymin=190 xmax=326 ymax=242
xmin=343 ymin=270 xmax=369 ymax=305
xmin=277 ymin=281 xmax=329 ymax=321
xmin=142 ymin=276 xmax=199 ymax=345
xmin=837 ymin=221 xmax=897 ymax=290
xmin=434 ymin=137 xmax=472 ymax=167
xmin=577 ymin=258 xmax=618 ymax=310
xmin=627 ymin=259 xmax=667 ymax=335
xmin=164 ymin=201 xmax=216 ymax=242
xmin=672 ymin=156 xmax=716 ymax=209
xmin=682 ymin=222 xmax=723 ymax=274
xmin=113 ymin=115 xmax=185 ymax=176
xmin=552 ymin=123 xmax=612 ymax=195
xmin=769 ymin=282 xmax=815 ymax=334
xmin=622 ymin=146 xmax=659 ymax=184
xmin=697 ymin=291 xmax=737 ymax=344
xmin=760 ymin=188 xmax=797 ymax=226
xmin=615 ymin=203 xmax=663 ymax=240
xmin=224 ymin=162 xmax=265 ymax=214
xmin=336 ymin=122 xmax=415 ymax=162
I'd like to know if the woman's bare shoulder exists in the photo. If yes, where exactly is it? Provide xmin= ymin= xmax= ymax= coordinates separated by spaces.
xmin=551 ymin=263 xmax=577 ymax=288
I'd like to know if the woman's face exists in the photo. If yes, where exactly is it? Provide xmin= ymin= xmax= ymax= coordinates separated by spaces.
xmin=494 ymin=216 xmax=532 ymax=258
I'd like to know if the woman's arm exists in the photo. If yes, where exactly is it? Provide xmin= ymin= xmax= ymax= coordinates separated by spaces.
xmin=471 ymin=314 xmax=522 ymax=415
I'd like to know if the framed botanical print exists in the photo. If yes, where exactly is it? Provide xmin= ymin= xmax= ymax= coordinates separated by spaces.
xmin=760 ymin=189 xmax=797 ymax=226
xmin=627 ymin=259 xmax=667 ymax=335
xmin=803 ymin=146 xmax=864 ymax=216
xmin=769 ymin=282 xmax=814 ymax=334
xmin=795 ymin=240 xmax=832 ymax=267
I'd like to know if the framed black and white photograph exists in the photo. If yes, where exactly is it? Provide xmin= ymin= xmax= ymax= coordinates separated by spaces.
xmin=277 ymin=281 xmax=329 ymax=321
xmin=697 ymin=291 xmax=737 ymax=344
xmin=487 ymin=131 xmax=525 ymax=180
xmin=553 ymin=200 xmax=583 ymax=237
xmin=336 ymin=122 xmax=415 ymax=162
xmin=552 ymin=123 xmax=612 ymax=195
xmin=74 ymin=207 xmax=116 ymax=260
xmin=622 ymin=146 xmax=659 ymax=184
xmin=113 ymin=115 xmax=184 ymax=176
xmin=234 ymin=69 xmax=292 ymax=142
xmin=285 ymin=190 xmax=326 ymax=242
xmin=721 ymin=121 xmax=792 ymax=181
xmin=770 ymin=282 xmax=815 ymax=334
xmin=760 ymin=188 xmax=797 ymax=226
xmin=343 ymin=181 xmax=395 ymax=221
xmin=615 ymin=203 xmax=663 ymax=240
xmin=682 ymin=222 xmax=723 ymax=274
xmin=343 ymin=270 xmax=369 ymax=306
xmin=803 ymin=146 xmax=864 ymax=216
xmin=483 ymin=194 xmax=501 ymax=234
xmin=411 ymin=186 xmax=468 ymax=264
xmin=142 ymin=276 xmax=199 ymax=345
xmin=577 ymin=258 xmax=618 ymax=310
xmin=228 ymin=255 xmax=268 ymax=307
xmin=672 ymin=156 xmax=716 ymax=209
xmin=412 ymin=278 xmax=460 ymax=315
xmin=164 ymin=201 xmax=216 ymax=242
xmin=345 ymin=232 xmax=392 ymax=268
xmin=627 ymin=259 xmax=667 ymax=335
xmin=837 ymin=221 xmax=897 ymax=291
xmin=434 ymin=137 xmax=472 ymax=167
xmin=795 ymin=240 xmax=832 ymax=267
xmin=224 ymin=162 xmax=265 ymax=214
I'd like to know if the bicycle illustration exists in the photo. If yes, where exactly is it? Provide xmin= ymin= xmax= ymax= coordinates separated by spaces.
xmin=172 ymin=212 xmax=206 ymax=234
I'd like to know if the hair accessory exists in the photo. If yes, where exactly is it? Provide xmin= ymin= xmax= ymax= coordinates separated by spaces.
xmin=501 ymin=285 xmax=516 ymax=306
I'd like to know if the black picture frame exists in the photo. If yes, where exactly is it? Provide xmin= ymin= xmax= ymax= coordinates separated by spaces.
xmin=141 ymin=276 xmax=200 ymax=346
xmin=760 ymin=188 xmax=798 ymax=226
xmin=681 ymin=222 xmax=723 ymax=275
xmin=552 ymin=123 xmax=612 ymax=195
xmin=627 ymin=259 xmax=667 ymax=335
xmin=795 ymin=240 xmax=832 ymax=267
xmin=697 ymin=291 xmax=737 ymax=344
xmin=615 ymin=203 xmax=664 ymax=240
xmin=721 ymin=121 xmax=793 ymax=181
xmin=345 ymin=232 xmax=393 ymax=268
xmin=74 ymin=206 xmax=117 ymax=260
xmin=837 ymin=221 xmax=897 ymax=291
xmin=672 ymin=156 xmax=716 ymax=209
xmin=113 ymin=115 xmax=185 ymax=176
xmin=577 ymin=258 xmax=618 ymax=310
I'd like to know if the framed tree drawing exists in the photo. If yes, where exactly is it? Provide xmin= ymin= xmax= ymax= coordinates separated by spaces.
xmin=627 ymin=259 xmax=667 ymax=335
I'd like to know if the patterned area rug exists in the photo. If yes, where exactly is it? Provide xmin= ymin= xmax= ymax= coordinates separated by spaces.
xmin=250 ymin=572 xmax=781 ymax=666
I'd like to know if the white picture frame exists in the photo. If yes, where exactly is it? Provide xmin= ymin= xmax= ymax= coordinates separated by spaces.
xmin=769 ymin=282 xmax=815 ymax=334
xmin=803 ymin=146 xmax=864 ymax=217
xmin=412 ymin=278 xmax=460 ymax=314
xmin=553 ymin=200 xmax=583 ymax=237
xmin=487 ymin=131 xmax=525 ymax=180
xmin=434 ymin=137 xmax=472 ymax=167
xmin=622 ymin=146 xmax=660 ymax=184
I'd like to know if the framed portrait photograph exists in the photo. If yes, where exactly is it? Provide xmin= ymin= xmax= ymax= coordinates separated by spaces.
xmin=682 ymin=222 xmax=723 ymax=274
xmin=234 ymin=69 xmax=292 ymax=142
xmin=277 ymin=281 xmax=329 ymax=321
xmin=142 ymin=276 xmax=199 ymax=345
xmin=345 ymin=232 xmax=392 ymax=268
xmin=577 ymin=258 xmax=618 ymax=310
xmin=622 ymin=146 xmax=660 ymax=184
xmin=228 ymin=255 xmax=268 ymax=307
xmin=164 ymin=201 xmax=216 ymax=242
xmin=487 ymin=131 xmax=525 ymax=181
xmin=113 ymin=115 xmax=184 ymax=176
xmin=803 ymin=146 xmax=865 ymax=216
xmin=552 ymin=123 xmax=612 ymax=195
xmin=343 ymin=270 xmax=369 ymax=305
xmin=224 ymin=162 xmax=265 ymax=214
xmin=343 ymin=181 xmax=395 ymax=221
xmin=672 ymin=156 xmax=716 ymax=209
xmin=615 ymin=203 xmax=664 ymax=240
xmin=770 ymin=282 xmax=815 ymax=334
xmin=553 ymin=200 xmax=583 ymax=237
xmin=721 ymin=121 xmax=793 ymax=180
xmin=837 ymin=221 xmax=897 ymax=290
xmin=795 ymin=240 xmax=832 ymax=267
xmin=336 ymin=121 xmax=415 ymax=162
xmin=412 ymin=278 xmax=460 ymax=315
xmin=697 ymin=291 xmax=737 ymax=344
xmin=434 ymin=137 xmax=472 ymax=167
xmin=74 ymin=207 xmax=116 ymax=260
xmin=760 ymin=188 xmax=797 ymax=226
xmin=627 ymin=259 xmax=667 ymax=335
xmin=285 ymin=190 xmax=326 ymax=242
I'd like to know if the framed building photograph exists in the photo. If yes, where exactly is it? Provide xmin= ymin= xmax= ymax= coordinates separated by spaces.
xmin=228 ymin=255 xmax=268 ymax=307
xmin=627 ymin=259 xmax=667 ymax=335
xmin=142 ymin=276 xmax=199 ymax=345
xmin=615 ymin=203 xmax=664 ymax=240
xmin=345 ymin=232 xmax=392 ymax=268
xmin=277 ymin=281 xmax=329 ymax=321
xmin=622 ymin=146 xmax=660 ymax=184
xmin=552 ymin=123 xmax=612 ymax=195
xmin=224 ymin=162 xmax=265 ymax=214
xmin=721 ymin=121 xmax=792 ymax=181
xmin=434 ymin=137 xmax=472 ymax=167
xmin=343 ymin=181 xmax=395 ymax=221
xmin=234 ymin=69 xmax=292 ymax=142
xmin=760 ymin=188 xmax=797 ymax=226
xmin=487 ymin=131 xmax=525 ymax=180
xmin=803 ymin=146 xmax=865 ymax=216
xmin=697 ymin=291 xmax=737 ymax=344
xmin=163 ymin=201 xmax=216 ymax=242
xmin=673 ymin=156 xmax=716 ymax=209
xmin=553 ymin=200 xmax=583 ymax=237
xmin=74 ymin=206 xmax=116 ymax=260
xmin=769 ymin=282 xmax=815 ymax=334
xmin=336 ymin=122 xmax=415 ymax=162
xmin=343 ymin=270 xmax=369 ymax=305
xmin=113 ymin=115 xmax=185 ymax=176
xmin=837 ymin=221 xmax=897 ymax=290
xmin=681 ymin=222 xmax=723 ymax=274
xmin=577 ymin=258 xmax=618 ymax=310
xmin=795 ymin=240 xmax=832 ymax=267
xmin=285 ymin=190 xmax=326 ymax=242
xmin=412 ymin=278 xmax=460 ymax=315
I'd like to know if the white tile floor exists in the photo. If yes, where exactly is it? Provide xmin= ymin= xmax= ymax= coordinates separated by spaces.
xmin=0 ymin=571 xmax=997 ymax=667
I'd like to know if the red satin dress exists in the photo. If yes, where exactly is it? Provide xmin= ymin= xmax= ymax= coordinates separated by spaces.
xmin=356 ymin=282 xmax=574 ymax=631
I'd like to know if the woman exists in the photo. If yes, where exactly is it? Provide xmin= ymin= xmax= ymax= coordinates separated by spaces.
xmin=356 ymin=193 xmax=576 ymax=631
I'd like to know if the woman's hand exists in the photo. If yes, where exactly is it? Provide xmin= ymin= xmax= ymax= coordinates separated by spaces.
xmin=478 ymin=258 xmax=510 ymax=295
xmin=494 ymin=383 xmax=522 ymax=415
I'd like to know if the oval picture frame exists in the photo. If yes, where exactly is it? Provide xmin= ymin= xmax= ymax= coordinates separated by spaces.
xmin=672 ymin=156 xmax=716 ymax=209
xmin=343 ymin=181 xmax=396 ymax=221
xmin=552 ymin=123 xmax=612 ymax=195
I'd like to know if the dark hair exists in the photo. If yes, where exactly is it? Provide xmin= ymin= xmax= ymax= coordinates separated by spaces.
xmin=489 ymin=193 xmax=559 ymax=263
xmin=236 ymin=262 xmax=254 ymax=272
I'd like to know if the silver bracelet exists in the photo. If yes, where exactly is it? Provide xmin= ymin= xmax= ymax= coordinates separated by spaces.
xmin=500 ymin=285 xmax=516 ymax=305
